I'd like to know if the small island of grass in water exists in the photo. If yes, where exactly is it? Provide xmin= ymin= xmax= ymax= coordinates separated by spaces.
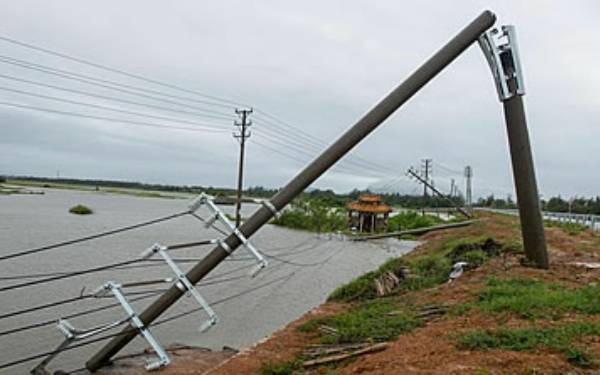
xmin=69 ymin=204 xmax=93 ymax=215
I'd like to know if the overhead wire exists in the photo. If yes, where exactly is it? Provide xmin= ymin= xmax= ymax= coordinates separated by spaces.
xmin=0 ymin=35 xmax=246 ymax=109
xmin=0 ymin=210 xmax=189 ymax=261
xmin=0 ymin=86 xmax=234 ymax=129
xmin=0 ymin=272 xmax=296 ymax=371
xmin=0 ymin=101 xmax=230 ymax=134
xmin=0 ymin=72 xmax=235 ymax=121
xmin=0 ymin=55 xmax=241 ymax=114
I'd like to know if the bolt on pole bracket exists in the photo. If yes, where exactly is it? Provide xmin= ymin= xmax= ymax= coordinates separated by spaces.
xmin=478 ymin=25 xmax=525 ymax=101
xmin=32 ymin=281 xmax=170 ymax=374
xmin=97 ymin=281 xmax=171 ymax=371
xmin=141 ymin=243 xmax=219 ymax=332
xmin=188 ymin=193 xmax=268 ymax=276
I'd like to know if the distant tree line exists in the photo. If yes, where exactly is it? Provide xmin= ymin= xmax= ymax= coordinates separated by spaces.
xmin=475 ymin=194 xmax=600 ymax=215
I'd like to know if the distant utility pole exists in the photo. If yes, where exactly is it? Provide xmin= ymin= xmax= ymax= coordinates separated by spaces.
xmin=464 ymin=166 xmax=473 ymax=212
xmin=234 ymin=108 xmax=252 ymax=228
xmin=421 ymin=158 xmax=432 ymax=197
xmin=407 ymin=167 xmax=472 ymax=218
xmin=450 ymin=178 xmax=456 ymax=197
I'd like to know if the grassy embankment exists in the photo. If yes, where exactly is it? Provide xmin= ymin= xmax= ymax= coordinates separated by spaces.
xmin=254 ymin=212 xmax=600 ymax=374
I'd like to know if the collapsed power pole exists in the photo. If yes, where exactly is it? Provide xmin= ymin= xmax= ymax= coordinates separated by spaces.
xmin=407 ymin=167 xmax=472 ymax=218
xmin=478 ymin=26 xmax=549 ymax=268
xmin=85 ymin=11 xmax=548 ymax=371
xmin=234 ymin=108 xmax=252 ymax=228
xmin=421 ymin=158 xmax=432 ymax=197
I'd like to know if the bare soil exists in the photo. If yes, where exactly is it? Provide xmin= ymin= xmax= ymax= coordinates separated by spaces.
xmin=104 ymin=212 xmax=600 ymax=374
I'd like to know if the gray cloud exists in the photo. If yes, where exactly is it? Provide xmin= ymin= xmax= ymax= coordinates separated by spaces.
xmin=0 ymin=0 xmax=598 ymax=198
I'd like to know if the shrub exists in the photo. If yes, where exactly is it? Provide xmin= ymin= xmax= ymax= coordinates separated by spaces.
xmin=387 ymin=211 xmax=444 ymax=232
xmin=69 ymin=204 xmax=93 ymax=215
xmin=274 ymin=199 xmax=346 ymax=233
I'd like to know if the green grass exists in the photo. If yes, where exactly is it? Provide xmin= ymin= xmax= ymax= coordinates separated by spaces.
xmin=259 ymin=358 xmax=304 ymax=375
xmin=456 ymin=321 xmax=600 ymax=367
xmin=299 ymin=298 xmax=420 ymax=344
xmin=328 ymin=237 xmax=503 ymax=302
xmin=387 ymin=211 xmax=446 ymax=232
xmin=69 ymin=204 xmax=93 ymax=215
xmin=459 ymin=278 xmax=600 ymax=320
xmin=545 ymin=220 xmax=588 ymax=236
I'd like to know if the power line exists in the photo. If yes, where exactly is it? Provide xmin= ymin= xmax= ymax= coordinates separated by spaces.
xmin=0 ymin=35 xmax=247 ymax=109
xmin=0 ymin=73 xmax=236 ymax=121
xmin=0 ymin=101 xmax=231 ymax=134
xmin=0 ymin=272 xmax=295 ymax=371
xmin=0 ymin=86 xmax=235 ymax=129
xmin=0 ymin=211 xmax=188 ymax=262
xmin=0 ymin=55 xmax=242 ymax=114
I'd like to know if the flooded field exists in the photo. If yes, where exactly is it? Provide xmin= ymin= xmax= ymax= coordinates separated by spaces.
xmin=0 ymin=189 xmax=417 ymax=374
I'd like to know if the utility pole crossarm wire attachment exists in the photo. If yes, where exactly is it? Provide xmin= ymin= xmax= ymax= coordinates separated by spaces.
xmin=141 ymin=243 xmax=219 ymax=332
xmin=478 ymin=25 xmax=525 ymax=101
xmin=86 ymin=11 xmax=496 ymax=371
xmin=189 ymin=192 xmax=268 ymax=276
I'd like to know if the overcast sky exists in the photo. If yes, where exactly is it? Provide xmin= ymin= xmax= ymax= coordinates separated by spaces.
xmin=0 ymin=1 xmax=598 ymax=199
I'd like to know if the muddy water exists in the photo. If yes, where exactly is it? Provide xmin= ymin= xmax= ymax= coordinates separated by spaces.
xmin=0 ymin=189 xmax=418 ymax=374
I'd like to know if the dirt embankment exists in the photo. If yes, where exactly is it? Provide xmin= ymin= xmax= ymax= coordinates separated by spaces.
xmin=103 ymin=212 xmax=600 ymax=374
xmin=206 ymin=212 xmax=600 ymax=374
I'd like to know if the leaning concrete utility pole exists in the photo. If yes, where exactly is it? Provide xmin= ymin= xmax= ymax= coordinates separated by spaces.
xmin=234 ymin=108 xmax=252 ymax=227
xmin=86 ymin=11 xmax=496 ymax=371
xmin=479 ymin=26 xmax=549 ymax=268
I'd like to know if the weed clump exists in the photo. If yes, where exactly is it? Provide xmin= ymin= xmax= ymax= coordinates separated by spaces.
xmin=456 ymin=321 xmax=600 ymax=368
xmin=69 ymin=204 xmax=93 ymax=215
xmin=299 ymin=298 xmax=420 ymax=344
xmin=458 ymin=277 xmax=600 ymax=320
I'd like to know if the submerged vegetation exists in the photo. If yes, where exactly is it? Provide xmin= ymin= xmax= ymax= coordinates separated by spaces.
xmin=273 ymin=199 xmax=346 ymax=233
xmin=69 ymin=204 xmax=93 ymax=215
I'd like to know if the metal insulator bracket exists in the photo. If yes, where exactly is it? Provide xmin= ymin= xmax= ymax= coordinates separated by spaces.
xmin=143 ymin=243 xmax=219 ymax=332
xmin=188 ymin=193 xmax=268 ymax=276
xmin=478 ymin=25 xmax=525 ymax=101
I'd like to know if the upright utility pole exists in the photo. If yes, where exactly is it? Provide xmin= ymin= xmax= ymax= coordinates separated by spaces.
xmin=86 ymin=11 xmax=496 ymax=371
xmin=421 ymin=158 xmax=432 ymax=197
xmin=234 ymin=108 xmax=252 ymax=228
xmin=450 ymin=178 xmax=456 ymax=197
xmin=464 ymin=165 xmax=473 ymax=212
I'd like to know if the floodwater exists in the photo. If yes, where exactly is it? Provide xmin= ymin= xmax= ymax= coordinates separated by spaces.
xmin=0 ymin=189 xmax=418 ymax=374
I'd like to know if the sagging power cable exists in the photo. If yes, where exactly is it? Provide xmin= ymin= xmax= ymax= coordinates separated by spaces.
xmin=0 ymin=272 xmax=295 ymax=371
xmin=0 ymin=211 xmax=188 ymax=262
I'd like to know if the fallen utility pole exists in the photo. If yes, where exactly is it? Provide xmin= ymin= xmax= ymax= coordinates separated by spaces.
xmin=351 ymin=220 xmax=475 ymax=241
xmin=407 ymin=167 xmax=472 ymax=218
xmin=478 ymin=26 xmax=549 ymax=268
xmin=86 ymin=11 xmax=496 ymax=371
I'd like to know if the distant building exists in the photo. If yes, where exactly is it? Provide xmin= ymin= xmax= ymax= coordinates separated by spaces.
xmin=346 ymin=194 xmax=392 ymax=232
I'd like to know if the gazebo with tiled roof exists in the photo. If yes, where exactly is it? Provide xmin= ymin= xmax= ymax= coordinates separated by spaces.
xmin=346 ymin=194 xmax=392 ymax=233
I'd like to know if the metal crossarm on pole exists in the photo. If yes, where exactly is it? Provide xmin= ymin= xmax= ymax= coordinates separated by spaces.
xmin=141 ymin=243 xmax=218 ymax=332
xmin=86 ymin=11 xmax=497 ymax=371
xmin=97 ymin=282 xmax=170 ymax=371
xmin=189 ymin=193 xmax=268 ymax=276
